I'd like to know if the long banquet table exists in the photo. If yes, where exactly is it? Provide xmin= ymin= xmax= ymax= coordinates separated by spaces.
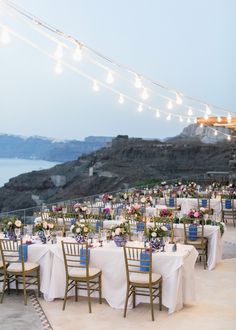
xmin=102 ymin=221 xmax=223 ymax=270
xmin=27 ymin=240 xmax=198 ymax=314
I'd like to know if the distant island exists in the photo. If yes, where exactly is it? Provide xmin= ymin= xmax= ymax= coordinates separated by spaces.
xmin=0 ymin=134 xmax=113 ymax=162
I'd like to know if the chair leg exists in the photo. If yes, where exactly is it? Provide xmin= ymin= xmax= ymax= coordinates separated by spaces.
xmin=37 ymin=269 xmax=41 ymax=298
xmin=15 ymin=275 xmax=19 ymax=295
xmin=132 ymin=287 xmax=136 ymax=308
xmin=123 ymin=284 xmax=130 ymax=318
xmin=87 ymin=281 xmax=92 ymax=313
xmin=62 ymin=279 xmax=69 ymax=311
xmin=22 ymin=275 xmax=27 ymax=306
xmin=98 ymin=275 xmax=102 ymax=304
xmin=159 ymin=281 xmax=162 ymax=311
xmin=149 ymin=286 xmax=154 ymax=321
xmin=0 ymin=274 xmax=7 ymax=303
xmin=75 ymin=281 xmax=78 ymax=302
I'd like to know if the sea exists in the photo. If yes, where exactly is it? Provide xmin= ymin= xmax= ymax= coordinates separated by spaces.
xmin=0 ymin=158 xmax=59 ymax=187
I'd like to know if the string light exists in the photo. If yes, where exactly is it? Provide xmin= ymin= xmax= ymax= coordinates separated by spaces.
xmin=167 ymin=113 xmax=171 ymax=120
xmin=118 ymin=94 xmax=124 ymax=104
xmin=214 ymin=130 xmax=218 ymax=136
xmin=73 ymin=45 xmax=83 ymax=61
xmin=167 ymin=100 xmax=173 ymax=109
xmin=227 ymin=112 xmax=232 ymax=123
xmin=0 ymin=26 xmax=11 ymax=44
xmin=194 ymin=118 xmax=197 ymax=124
xmin=205 ymin=105 xmax=211 ymax=115
xmin=54 ymin=44 xmax=63 ymax=60
xmin=227 ymin=135 xmax=231 ymax=141
xmin=187 ymin=107 xmax=193 ymax=116
xmin=200 ymin=123 xmax=204 ymax=128
xmin=134 ymin=75 xmax=142 ymax=88
xmin=155 ymin=109 xmax=160 ymax=118
xmin=141 ymin=88 xmax=149 ymax=100
xmin=92 ymin=80 xmax=100 ymax=92
xmin=106 ymin=71 xmax=114 ymax=84
xmin=176 ymin=93 xmax=182 ymax=105
xmin=137 ymin=103 xmax=143 ymax=112
xmin=54 ymin=60 xmax=63 ymax=74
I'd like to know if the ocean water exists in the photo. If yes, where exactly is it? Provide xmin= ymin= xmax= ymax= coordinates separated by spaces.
xmin=0 ymin=158 xmax=59 ymax=187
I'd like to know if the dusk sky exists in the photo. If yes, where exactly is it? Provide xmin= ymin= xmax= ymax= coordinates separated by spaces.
xmin=0 ymin=0 xmax=235 ymax=141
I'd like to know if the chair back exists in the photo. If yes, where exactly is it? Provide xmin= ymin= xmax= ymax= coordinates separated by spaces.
xmin=123 ymin=246 xmax=153 ymax=283
xmin=61 ymin=241 xmax=90 ymax=277
xmin=164 ymin=197 xmax=177 ymax=208
xmin=221 ymin=198 xmax=234 ymax=210
xmin=197 ymin=197 xmax=211 ymax=211
xmin=183 ymin=219 xmax=205 ymax=245
xmin=0 ymin=239 xmax=26 ymax=271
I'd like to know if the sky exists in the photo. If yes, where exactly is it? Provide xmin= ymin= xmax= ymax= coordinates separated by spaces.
xmin=0 ymin=0 xmax=235 ymax=141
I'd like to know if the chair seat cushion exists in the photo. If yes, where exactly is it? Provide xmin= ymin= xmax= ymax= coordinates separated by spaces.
xmin=68 ymin=267 xmax=101 ymax=278
xmin=130 ymin=272 xmax=161 ymax=284
xmin=186 ymin=237 xmax=207 ymax=246
xmin=7 ymin=262 xmax=39 ymax=273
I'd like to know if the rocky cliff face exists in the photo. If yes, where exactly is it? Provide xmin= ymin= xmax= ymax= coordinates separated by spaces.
xmin=0 ymin=135 xmax=234 ymax=212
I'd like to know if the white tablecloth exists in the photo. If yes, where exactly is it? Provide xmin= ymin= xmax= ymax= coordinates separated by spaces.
xmin=28 ymin=242 xmax=198 ymax=314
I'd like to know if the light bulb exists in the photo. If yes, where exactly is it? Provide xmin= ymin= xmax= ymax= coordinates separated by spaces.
xmin=188 ymin=107 xmax=193 ymax=116
xmin=134 ymin=75 xmax=142 ymax=88
xmin=176 ymin=93 xmax=182 ymax=105
xmin=141 ymin=88 xmax=149 ymax=100
xmin=118 ymin=94 xmax=124 ymax=104
xmin=200 ymin=123 xmax=203 ymax=128
xmin=214 ymin=130 xmax=218 ymax=136
xmin=138 ymin=103 xmax=143 ymax=112
xmin=167 ymin=100 xmax=173 ymax=109
xmin=155 ymin=109 xmax=160 ymax=118
xmin=1 ymin=26 xmax=11 ymax=44
xmin=54 ymin=60 xmax=63 ymax=74
xmin=227 ymin=135 xmax=231 ymax=141
xmin=73 ymin=45 xmax=83 ymax=61
xmin=204 ymin=112 xmax=209 ymax=120
xmin=166 ymin=113 xmax=171 ymax=120
xmin=179 ymin=116 xmax=183 ymax=122
xmin=106 ymin=71 xmax=114 ymax=84
xmin=217 ymin=116 xmax=222 ymax=122
xmin=227 ymin=113 xmax=232 ymax=123
xmin=93 ymin=80 xmax=100 ymax=92
xmin=54 ymin=44 xmax=63 ymax=60
xmin=205 ymin=105 xmax=211 ymax=115
xmin=194 ymin=118 xmax=197 ymax=124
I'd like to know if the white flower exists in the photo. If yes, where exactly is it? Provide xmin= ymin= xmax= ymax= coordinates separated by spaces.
xmin=48 ymin=223 xmax=54 ymax=229
xmin=83 ymin=227 xmax=88 ymax=233
xmin=151 ymin=232 xmax=157 ymax=238
xmin=200 ymin=207 xmax=206 ymax=212
xmin=43 ymin=222 xmax=48 ymax=229
xmin=8 ymin=221 xmax=12 ymax=226
xmin=81 ymin=206 xmax=87 ymax=212
xmin=76 ymin=227 xmax=81 ymax=233
xmin=70 ymin=225 xmax=75 ymax=232
xmin=14 ymin=220 xmax=22 ymax=228
xmin=115 ymin=228 xmax=121 ymax=236
xmin=140 ymin=197 xmax=146 ymax=203
xmin=161 ymin=226 xmax=168 ymax=231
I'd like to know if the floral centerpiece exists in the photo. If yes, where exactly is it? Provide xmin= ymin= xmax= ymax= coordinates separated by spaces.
xmin=73 ymin=203 xmax=90 ymax=218
xmin=3 ymin=218 xmax=22 ymax=239
xmin=102 ymin=207 xmax=112 ymax=220
xmin=159 ymin=207 xmax=173 ymax=218
xmin=102 ymin=193 xmax=113 ymax=203
xmin=126 ymin=204 xmax=143 ymax=221
xmin=111 ymin=221 xmax=129 ymax=247
xmin=34 ymin=220 xmax=55 ymax=243
xmin=146 ymin=224 xmax=169 ymax=249
xmin=70 ymin=222 xmax=95 ymax=243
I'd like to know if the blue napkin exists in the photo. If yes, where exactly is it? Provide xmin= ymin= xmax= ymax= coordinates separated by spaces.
xmin=169 ymin=198 xmax=175 ymax=207
xmin=18 ymin=244 xmax=28 ymax=262
xmin=80 ymin=248 xmax=90 ymax=266
xmin=140 ymin=251 xmax=150 ymax=272
xmin=225 ymin=199 xmax=232 ymax=209
xmin=188 ymin=224 xmax=198 ymax=241
xmin=136 ymin=222 xmax=145 ymax=232
xmin=96 ymin=220 xmax=103 ymax=232
xmin=201 ymin=199 xmax=207 ymax=207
